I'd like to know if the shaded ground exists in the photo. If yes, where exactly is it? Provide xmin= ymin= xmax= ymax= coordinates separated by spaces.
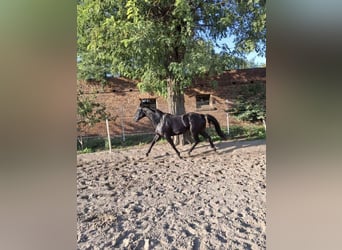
xmin=77 ymin=139 xmax=266 ymax=249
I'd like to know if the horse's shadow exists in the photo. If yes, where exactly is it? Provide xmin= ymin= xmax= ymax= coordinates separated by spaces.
xmin=155 ymin=138 xmax=265 ymax=159
xmin=217 ymin=138 xmax=265 ymax=154
xmin=184 ymin=138 xmax=265 ymax=157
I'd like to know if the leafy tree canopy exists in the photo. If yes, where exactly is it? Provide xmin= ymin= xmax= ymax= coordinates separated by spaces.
xmin=77 ymin=0 xmax=266 ymax=97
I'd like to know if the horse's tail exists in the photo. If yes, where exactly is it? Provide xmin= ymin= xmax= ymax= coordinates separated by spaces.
xmin=206 ymin=114 xmax=227 ymax=140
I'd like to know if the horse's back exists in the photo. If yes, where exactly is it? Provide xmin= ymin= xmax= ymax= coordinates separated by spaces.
xmin=187 ymin=112 xmax=205 ymax=122
xmin=185 ymin=112 xmax=206 ymax=132
xmin=159 ymin=114 xmax=189 ymax=135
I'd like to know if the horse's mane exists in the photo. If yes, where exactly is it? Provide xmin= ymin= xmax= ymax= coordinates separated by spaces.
xmin=141 ymin=106 xmax=166 ymax=115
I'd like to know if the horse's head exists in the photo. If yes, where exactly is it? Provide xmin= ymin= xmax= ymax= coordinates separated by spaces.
xmin=134 ymin=105 xmax=163 ymax=127
xmin=134 ymin=107 xmax=146 ymax=122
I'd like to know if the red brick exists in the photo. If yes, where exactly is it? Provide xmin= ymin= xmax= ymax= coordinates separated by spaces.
xmin=77 ymin=68 xmax=266 ymax=137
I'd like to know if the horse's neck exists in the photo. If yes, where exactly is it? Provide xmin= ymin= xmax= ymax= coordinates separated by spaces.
xmin=145 ymin=109 xmax=163 ymax=127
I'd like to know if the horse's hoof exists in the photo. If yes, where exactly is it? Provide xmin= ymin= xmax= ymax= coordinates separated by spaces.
xmin=146 ymin=153 xmax=149 ymax=157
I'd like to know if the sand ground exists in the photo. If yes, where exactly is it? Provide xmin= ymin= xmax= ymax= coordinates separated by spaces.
xmin=77 ymin=139 xmax=266 ymax=249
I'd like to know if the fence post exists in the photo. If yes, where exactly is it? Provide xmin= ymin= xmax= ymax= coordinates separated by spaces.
xmin=105 ymin=118 xmax=112 ymax=153
xmin=78 ymin=136 xmax=83 ymax=150
xmin=225 ymin=99 xmax=230 ymax=135
xmin=262 ymin=118 xmax=266 ymax=131
xmin=121 ymin=106 xmax=126 ymax=142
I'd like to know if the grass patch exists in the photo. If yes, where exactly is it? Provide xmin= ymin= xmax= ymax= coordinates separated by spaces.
xmin=206 ymin=124 xmax=266 ymax=141
xmin=77 ymin=134 xmax=155 ymax=154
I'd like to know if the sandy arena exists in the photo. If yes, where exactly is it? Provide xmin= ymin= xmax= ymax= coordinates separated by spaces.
xmin=77 ymin=139 xmax=266 ymax=249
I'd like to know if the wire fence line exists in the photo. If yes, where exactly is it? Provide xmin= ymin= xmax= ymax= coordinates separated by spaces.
xmin=77 ymin=112 xmax=265 ymax=138
xmin=77 ymin=114 xmax=155 ymax=139
xmin=77 ymin=105 xmax=266 ymax=153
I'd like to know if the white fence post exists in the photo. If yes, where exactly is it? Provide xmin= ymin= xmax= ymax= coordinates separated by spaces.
xmin=225 ymin=99 xmax=230 ymax=135
xmin=226 ymin=112 xmax=230 ymax=135
xmin=262 ymin=118 xmax=266 ymax=131
xmin=105 ymin=118 xmax=112 ymax=153
xmin=121 ymin=107 xmax=126 ymax=142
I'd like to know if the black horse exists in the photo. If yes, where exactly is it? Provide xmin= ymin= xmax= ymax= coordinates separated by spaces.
xmin=134 ymin=105 xmax=227 ymax=158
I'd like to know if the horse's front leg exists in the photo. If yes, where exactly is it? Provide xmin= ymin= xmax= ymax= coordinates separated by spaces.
xmin=146 ymin=134 xmax=160 ymax=157
xmin=165 ymin=135 xmax=181 ymax=158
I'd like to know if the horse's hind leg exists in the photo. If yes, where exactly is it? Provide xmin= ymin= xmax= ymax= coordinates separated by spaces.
xmin=165 ymin=136 xmax=181 ymax=158
xmin=188 ymin=134 xmax=200 ymax=155
xmin=200 ymin=131 xmax=216 ymax=151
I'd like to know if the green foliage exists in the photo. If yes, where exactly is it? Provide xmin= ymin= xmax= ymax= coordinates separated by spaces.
xmin=208 ymin=124 xmax=266 ymax=141
xmin=118 ymin=134 xmax=155 ymax=148
xmin=77 ymin=134 xmax=155 ymax=153
xmin=77 ymin=95 xmax=108 ymax=127
xmin=77 ymin=137 xmax=105 ymax=153
xmin=233 ymin=102 xmax=265 ymax=122
xmin=77 ymin=0 xmax=266 ymax=95
xmin=79 ymin=147 xmax=92 ymax=154
xmin=230 ymin=0 xmax=266 ymax=57
xmin=228 ymin=124 xmax=266 ymax=139
xmin=230 ymin=82 xmax=266 ymax=122
xmin=77 ymin=85 xmax=116 ymax=129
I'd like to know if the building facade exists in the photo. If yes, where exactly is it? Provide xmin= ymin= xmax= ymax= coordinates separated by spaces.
xmin=77 ymin=67 xmax=266 ymax=137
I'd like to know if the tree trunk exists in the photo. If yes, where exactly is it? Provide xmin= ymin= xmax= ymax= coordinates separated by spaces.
xmin=167 ymin=79 xmax=192 ymax=145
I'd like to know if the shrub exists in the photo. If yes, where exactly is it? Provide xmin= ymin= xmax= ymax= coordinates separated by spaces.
xmin=207 ymin=124 xmax=265 ymax=141
xmin=230 ymin=82 xmax=266 ymax=123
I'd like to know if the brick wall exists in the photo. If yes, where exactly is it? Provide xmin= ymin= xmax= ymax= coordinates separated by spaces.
xmin=77 ymin=68 xmax=266 ymax=137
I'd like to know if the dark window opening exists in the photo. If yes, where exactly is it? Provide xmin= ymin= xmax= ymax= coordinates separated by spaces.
xmin=140 ymin=98 xmax=157 ymax=109
xmin=196 ymin=94 xmax=210 ymax=109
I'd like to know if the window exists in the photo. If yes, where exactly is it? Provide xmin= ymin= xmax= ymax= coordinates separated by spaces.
xmin=196 ymin=94 xmax=211 ymax=109
xmin=140 ymin=98 xmax=157 ymax=109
